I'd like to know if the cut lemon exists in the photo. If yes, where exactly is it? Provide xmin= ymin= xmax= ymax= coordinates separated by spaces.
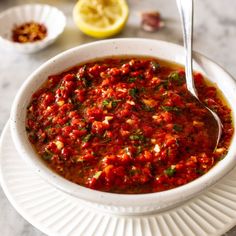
xmin=73 ymin=0 xmax=129 ymax=38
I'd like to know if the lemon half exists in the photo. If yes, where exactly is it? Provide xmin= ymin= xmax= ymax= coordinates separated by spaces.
xmin=73 ymin=0 xmax=129 ymax=38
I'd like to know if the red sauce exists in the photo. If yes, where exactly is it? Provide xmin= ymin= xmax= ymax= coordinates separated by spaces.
xmin=26 ymin=57 xmax=233 ymax=194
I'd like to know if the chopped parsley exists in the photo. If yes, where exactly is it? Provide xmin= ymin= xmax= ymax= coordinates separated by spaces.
xmin=136 ymin=146 xmax=143 ymax=155
xmin=142 ymin=104 xmax=154 ymax=112
xmin=129 ymin=88 xmax=139 ymax=98
xmin=164 ymin=166 xmax=176 ymax=177
xmin=82 ymin=77 xmax=91 ymax=87
xmin=161 ymin=106 xmax=180 ymax=112
xmin=150 ymin=61 xmax=160 ymax=72
xmin=168 ymin=71 xmax=184 ymax=85
xmin=111 ymin=100 xmax=120 ymax=107
xmin=43 ymin=149 xmax=53 ymax=161
xmin=196 ymin=169 xmax=205 ymax=175
xmin=128 ymin=77 xmax=137 ymax=83
xmin=155 ymin=80 xmax=169 ymax=90
xmin=102 ymin=99 xmax=110 ymax=107
xmin=93 ymin=171 xmax=102 ymax=179
xmin=168 ymin=72 xmax=180 ymax=81
xmin=129 ymin=168 xmax=141 ymax=176
xmin=173 ymin=124 xmax=183 ymax=132
xmin=102 ymin=98 xmax=120 ymax=109
xmin=83 ymin=134 xmax=92 ymax=142
xmin=129 ymin=134 xmax=145 ymax=141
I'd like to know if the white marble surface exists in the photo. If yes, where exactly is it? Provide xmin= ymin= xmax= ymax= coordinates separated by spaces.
xmin=0 ymin=0 xmax=236 ymax=235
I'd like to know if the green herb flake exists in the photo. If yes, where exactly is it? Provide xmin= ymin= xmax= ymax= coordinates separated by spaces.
xmin=196 ymin=169 xmax=205 ymax=175
xmin=65 ymin=121 xmax=71 ymax=126
xmin=173 ymin=124 xmax=183 ymax=132
xmin=102 ymin=132 xmax=112 ymax=143
xmin=168 ymin=71 xmax=185 ymax=85
xmin=83 ymin=134 xmax=92 ymax=142
xmin=104 ymin=138 xmax=112 ymax=143
xmin=168 ymin=72 xmax=180 ymax=81
xmin=76 ymin=65 xmax=87 ymax=79
xmin=60 ymin=86 xmax=65 ymax=91
xmin=150 ymin=61 xmax=160 ymax=72
xmin=164 ymin=166 xmax=176 ymax=177
xmin=129 ymin=135 xmax=140 ymax=140
xmin=43 ymin=149 xmax=53 ymax=161
xmin=219 ymin=154 xmax=226 ymax=161
xmin=102 ymin=99 xmax=120 ymax=108
xmin=102 ymin=99 xmax=110 ymax=107
xmin=161 ymin=106 xmax=180 ymax=112
xmin=82 ymin=77 xmax=91 ymax=87
xmin=142 ymin=104 xmax=154 ymax=112
xmin=138 ymin=75 xmax=144 ymax=80
xmin=93 ymin=171 xmax=102 ymax=179
xmin=140 ymin=87 xmax=146 ymax=93
xmin=136 ymin=146 xmax=143 ymax=155
xmin=128 ymin=77 xmax=137 ymax=83
xmin=43 ymin=153 xmax=53 ymax=161
xmin=79 ymin=127 xmax=87 ymax=131
xmin=175 ymin=139 xmax=180 ymax=147
xmin=129 ymin=134 xmax=145 ymax=141
xmin=155 ymin=80 xmax=169 ymax=91
xmin=112 ymin=100 xmax=120 ymax=108
xmin=129 ymin=88 xmax=139 ymax=98
xmin=162 ymin=80 xmax=169 ymax=89
xmin=129 ymin=168 xmax=141 ymax=176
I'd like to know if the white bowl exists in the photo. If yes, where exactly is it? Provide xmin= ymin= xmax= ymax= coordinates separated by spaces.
xmin=10 ymin=38 xmax=236 ymax=215
xmin=0 ymin=4 xmax=66 ymax=54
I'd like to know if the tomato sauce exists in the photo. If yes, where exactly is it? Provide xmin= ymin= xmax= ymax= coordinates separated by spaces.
xmin=26 ymin=57 xmax=233 ymax=194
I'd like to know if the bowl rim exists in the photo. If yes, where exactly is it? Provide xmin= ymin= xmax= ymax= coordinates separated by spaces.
xmin=0 ymin=3 xmax=66 ymax=47
xmin=10 ymin=38 xmax=236 ymax=209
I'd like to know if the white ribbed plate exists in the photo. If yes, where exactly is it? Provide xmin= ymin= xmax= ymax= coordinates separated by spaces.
xmin=1 ymin=121 xmax=236 ymax=236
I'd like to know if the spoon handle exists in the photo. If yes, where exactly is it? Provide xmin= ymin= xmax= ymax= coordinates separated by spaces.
xmin=176 ymin=0 xmax=198 ymax=97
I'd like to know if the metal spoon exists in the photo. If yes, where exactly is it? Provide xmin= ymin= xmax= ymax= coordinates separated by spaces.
xmin=176 ymin=0 xmax=222 ymax=150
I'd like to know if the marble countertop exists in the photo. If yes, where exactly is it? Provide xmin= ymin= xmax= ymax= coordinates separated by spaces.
xmin=0 ymin=0 xmax=236 ymax=235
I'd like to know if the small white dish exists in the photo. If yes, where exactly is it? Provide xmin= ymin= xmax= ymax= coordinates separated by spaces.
xmin=1 ymin=122 xmax=236 ymax=236
xmin=9 ymin=38 xmax=236 ymax=215
xmin=0 ymin=4 xmax=66 ymax=54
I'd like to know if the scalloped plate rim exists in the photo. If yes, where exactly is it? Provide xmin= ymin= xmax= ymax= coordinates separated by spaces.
xmin=1 ymin=120 xmax=236 ymax=236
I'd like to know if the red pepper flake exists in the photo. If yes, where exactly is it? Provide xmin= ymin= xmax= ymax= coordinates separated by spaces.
xmin=12 ymin=21 xmax=47 ymax=43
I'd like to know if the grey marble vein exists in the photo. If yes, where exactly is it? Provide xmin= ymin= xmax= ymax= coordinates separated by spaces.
xmin=0 ymin=0 xmax=236 ymax=235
